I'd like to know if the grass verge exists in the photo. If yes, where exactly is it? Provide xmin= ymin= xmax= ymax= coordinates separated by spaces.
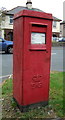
xmin=2 ymin=72 xmax=65 ymax=118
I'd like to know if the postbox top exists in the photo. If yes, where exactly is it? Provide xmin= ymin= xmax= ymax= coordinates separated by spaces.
xmin=14 ymin=9 xmax=53 ymax=20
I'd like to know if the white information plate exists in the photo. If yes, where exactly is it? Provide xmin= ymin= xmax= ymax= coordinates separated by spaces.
xmin=31 ymin=32 xmax=46 ymax=44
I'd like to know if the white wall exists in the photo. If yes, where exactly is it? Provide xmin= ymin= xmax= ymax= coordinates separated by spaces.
xmin=1 ymin=15 xmax=13 ymax=29
xmin=52 ymin=21 xmax=60 ymax=33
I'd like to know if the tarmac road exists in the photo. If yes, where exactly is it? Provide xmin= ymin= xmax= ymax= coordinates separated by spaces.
xmin=0 ymin=52 xmax=13 ymax=83
xmin=0 ymin=46 xmax=65 ymax=83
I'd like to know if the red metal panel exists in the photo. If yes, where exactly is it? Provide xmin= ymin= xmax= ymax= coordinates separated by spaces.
xmin=22 ymin=17 xmax=52 ymax=105
xmin=13 ymin=17 xmax=24 ymax=105
xmin=13 ymin=10 xmax=53 ymax=107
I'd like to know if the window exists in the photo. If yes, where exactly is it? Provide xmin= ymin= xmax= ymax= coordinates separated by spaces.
xmin=53 ymin=21 xmax=56 ymax=28
xmin=63 ymin=24 xmax=65 ymax=29
xmin=10 ymin=16 xmax=13 ymax=24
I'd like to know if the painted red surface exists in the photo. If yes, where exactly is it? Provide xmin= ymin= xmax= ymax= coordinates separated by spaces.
xmin=13 ymin=10 xmax=53 ymax=106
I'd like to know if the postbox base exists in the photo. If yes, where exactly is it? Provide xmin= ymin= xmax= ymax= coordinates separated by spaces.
xmin=13 ymin=97 xmax=48 ymax=112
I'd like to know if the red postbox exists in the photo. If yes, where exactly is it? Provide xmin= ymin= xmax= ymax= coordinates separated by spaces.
xmin=13 ymin=9 xmax=53 ymax=111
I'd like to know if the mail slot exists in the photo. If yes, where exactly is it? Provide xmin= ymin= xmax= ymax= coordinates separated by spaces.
xmin=13 ymin=9 xmax=53 ymax=111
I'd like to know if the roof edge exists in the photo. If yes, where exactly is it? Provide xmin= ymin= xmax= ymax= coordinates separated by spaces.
xmin=14 ymin=9 xmax=53 ymax=20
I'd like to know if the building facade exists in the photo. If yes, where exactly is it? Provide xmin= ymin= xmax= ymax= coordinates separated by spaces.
xmin=1 ymin=6 xmax=61 ymax=41
xmin=60 ymin=21 xmax=65 ymax=37
xmin=52 ymin=17 xmax=61 ymax=38
xmin=1 ymin=14 xmax=13 ymax=41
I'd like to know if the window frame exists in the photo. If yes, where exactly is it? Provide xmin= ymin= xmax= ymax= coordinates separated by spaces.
xmin=53 ymin=21 xmax=57 ymax=28
xmin=9 ymin=15 xmax=13 ymax=24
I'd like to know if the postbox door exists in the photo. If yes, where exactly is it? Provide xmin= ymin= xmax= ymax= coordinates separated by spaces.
xmin=23 ymin=17 xmax=52 ymax=105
